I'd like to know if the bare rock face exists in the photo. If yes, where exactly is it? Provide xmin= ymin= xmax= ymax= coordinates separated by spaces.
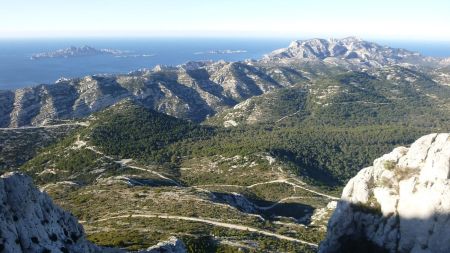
xmin=319 ymin=133 xmax=450 ymax=253
xmin=265 ymin=37 xmax=427 ymax=67
xmin=0 ymin=172 xmax=101 ymax=253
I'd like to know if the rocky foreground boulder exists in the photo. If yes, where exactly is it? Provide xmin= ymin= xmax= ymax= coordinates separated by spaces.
xmin=0 ymin=172 xmax=101 ymax=253
xmin=0 ymin=172 xmax=187 ymax=253
xmin=319 ymin=133 xmax=450 ymax=253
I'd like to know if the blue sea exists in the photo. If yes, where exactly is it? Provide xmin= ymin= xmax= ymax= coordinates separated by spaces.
xmin=0 ymin=38 xmax=449 ymax=90
xmin=0 ymin=38 xmax=289 ymax=90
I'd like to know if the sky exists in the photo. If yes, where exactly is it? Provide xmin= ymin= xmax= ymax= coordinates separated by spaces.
xmin=1 ymin=0 xmax=449 ymax=41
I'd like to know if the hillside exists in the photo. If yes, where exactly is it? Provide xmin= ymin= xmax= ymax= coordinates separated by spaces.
xmin=0 ymin=123 xmax=81 ymax=171
xmin=20 ymin=102 xmax=337 ymax=252
xmin=84 ymin=100 xmax=213 ymax=161
xmin=21 ymin=100 xmax=210 ymax=185
xmin=208 ymin=69 xmax=450 ymax=127
xmin=2 ymin=38 xmax=450 ymax=252
xmin=19 ymin=100 xmax=440 ymax=252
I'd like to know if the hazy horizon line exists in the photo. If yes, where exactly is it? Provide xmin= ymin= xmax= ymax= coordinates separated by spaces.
xmin=0 ymin=35 xmax=450 ymax=43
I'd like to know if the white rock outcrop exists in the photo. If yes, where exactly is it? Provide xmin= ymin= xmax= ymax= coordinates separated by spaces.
xmin=319 ymin=133 xmax=450 ymax=253
xmin=0 ymin=172 xmax=101 ymax=253
xmin=142 ymin=236 xmax=186 ymax=253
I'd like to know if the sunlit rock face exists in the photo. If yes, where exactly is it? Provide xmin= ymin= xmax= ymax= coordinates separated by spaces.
xmin=319 ymin=133 xmax=450 ymax=253
xmin=264 ymin=37 xmax=427 ymax=68
xmin=0 ymin=172 xmax=101 ymax=253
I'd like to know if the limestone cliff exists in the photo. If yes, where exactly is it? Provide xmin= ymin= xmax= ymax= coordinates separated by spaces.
xmin=319 ymin=133 xmax=450 ymax=253
xmin=0 ymin=172 xmax=101 ymax=253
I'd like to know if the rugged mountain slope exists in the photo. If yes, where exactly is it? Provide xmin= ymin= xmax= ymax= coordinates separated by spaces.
xmin=264 ymin=37 xmax=438 ymax=68
xmin=18 ymin=100 xmax=435 ymax=249
xmin=14 ymin=99 xmax=446 ymax=252
xmin=0 ymin=61 xmax=294 ymax=128
xmin=208 ymin=69 xmax=450 ymax=128
xmin=21 ymin=100 xmax=211 ymax=185
xmin=0 ymin=172 xmax=101 ymax=253
xmin=206 ymin=84 xmax=309 ymax=127
xmin=319 ymin=133 xmax=450 ymax=253
xmin=432 ymin=65 xmax=450 ymax=86
xmin=2 ymin=37 xmax=449 ymax=128
xmin=20 ymin=102 xmax=337 ymax=252
xmin=0 ymin=124 xmax=81 ymax=171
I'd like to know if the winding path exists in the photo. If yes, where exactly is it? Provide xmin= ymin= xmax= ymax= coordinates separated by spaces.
xmin=87 ymin=213 xmax=318 ymax=248
xmin=75 ymin=137 xmax=181 ymax=186
xmin=197 ymin=179 xmax=339 ymax=201
xmin=117 ymin=159 xmax=181 ymax=186
xmin=76 ymin=135 xmax=337 ymax=200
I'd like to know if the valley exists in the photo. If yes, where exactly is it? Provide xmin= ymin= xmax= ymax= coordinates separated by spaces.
xmin=1 ymin=37 xmax=450 ymax=252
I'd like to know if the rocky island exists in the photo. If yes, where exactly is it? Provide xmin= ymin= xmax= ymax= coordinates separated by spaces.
xmin=31 ymin=46 xmax=125 ymax=60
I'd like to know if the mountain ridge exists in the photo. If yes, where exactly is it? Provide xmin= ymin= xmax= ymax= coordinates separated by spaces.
xmin=263 ymin=37 xmax=442 ymax=68
xmin=1 ymin=37 xmax=450 ymax=128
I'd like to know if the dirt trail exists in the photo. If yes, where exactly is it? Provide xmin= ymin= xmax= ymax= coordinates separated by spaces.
xmin=199 ymin=179 xmax=339 ymax=200
xmin=75 ymin=136 xmax=181 ymax=186
xmin=88 ymin=213 xmax=318 ymax=247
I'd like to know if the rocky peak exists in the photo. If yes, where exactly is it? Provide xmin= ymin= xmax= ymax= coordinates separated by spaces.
xmin=319 ymin=133 xmax=450 ymax=253
xmin=265 ymin=37 xmax=422 ymax=67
